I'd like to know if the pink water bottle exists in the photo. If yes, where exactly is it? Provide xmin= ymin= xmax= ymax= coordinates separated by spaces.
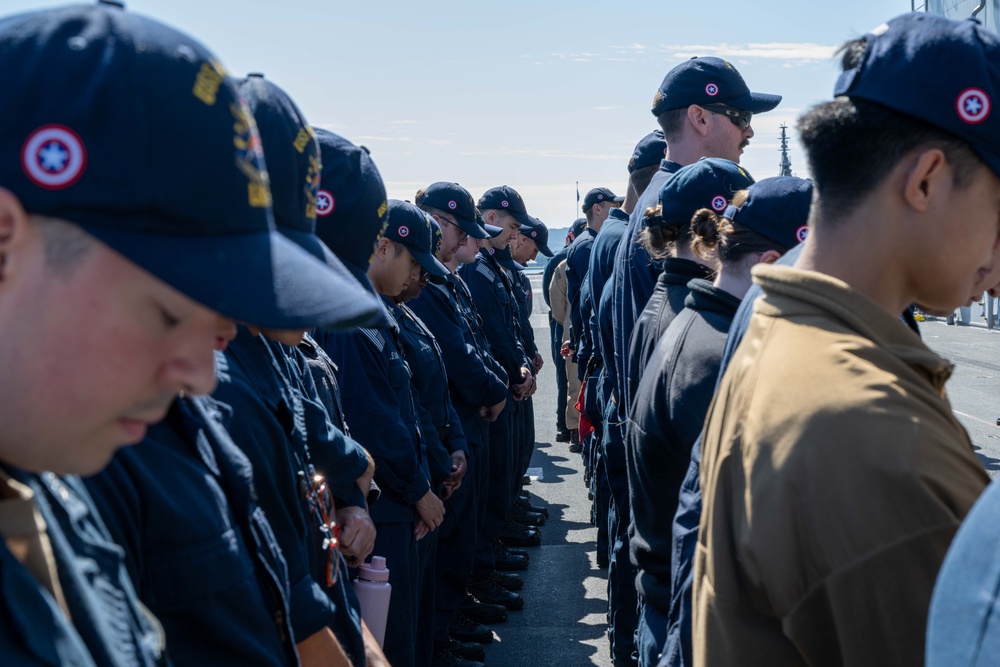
xmin=353 ymin=556 xmax=392 ymax=647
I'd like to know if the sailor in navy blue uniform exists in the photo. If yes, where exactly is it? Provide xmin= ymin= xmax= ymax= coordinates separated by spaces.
xmin=0 ymin=4 xmax=389 ymax=665
xmin=540 ymin=220 xmax=581 ymax=442
xmin=88 ymin=74 xmax=384 ymax=667
xmin=567 ymin=187 xmax=620 ymax=381
xmin=391 ymin=217 xmax=487 ymax=665
xmin=591 ymin=130 xmax=669 ymax=667
xmin=316 ymin=201 xmax=449 ymax=667
xmin=609 ymin=56 xmax=780 ymax=442
xmin=511 ymin=217 xmax=553 ymax=484
xmin=629 ymin=176 xmax=808 ymax=667
xmin=459 ymin=186 xmax=537 ymax=606
xmin=408 ymin=183 xmax=513 ymax=649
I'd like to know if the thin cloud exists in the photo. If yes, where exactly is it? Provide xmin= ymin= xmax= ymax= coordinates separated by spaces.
xmin=660 ymin=42 xmax=838 ymax=62
xmin=355 ymin=135 xmax=415 ymax=143
xmin=459 ymin=148 xmax=619 ymax=161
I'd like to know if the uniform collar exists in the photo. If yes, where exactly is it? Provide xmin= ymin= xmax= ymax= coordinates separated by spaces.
xmin=660 ymin=257 xmax=714 ymax=287
xmin=752 ymin=264 xmax=954 ymax=388
xmin=683 ymin=278 xmax=743 ymax=316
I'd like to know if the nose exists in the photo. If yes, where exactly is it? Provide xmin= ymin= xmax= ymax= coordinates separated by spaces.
xmin=744 ymin=124 xmax=755 ymax=139
xmin=165 ymin=343 xmax=219 ymax=397
xmin=216 ymin=317 xmax=237 ymax=348
xmin=409 ymin=265 xmax=422 ymax=284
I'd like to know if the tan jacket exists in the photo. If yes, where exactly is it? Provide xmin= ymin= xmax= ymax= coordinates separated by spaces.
xmin=549 ymin=259 xmax=571 ymax=332
xmin=695 ymin=265 xmax=988 ymax=667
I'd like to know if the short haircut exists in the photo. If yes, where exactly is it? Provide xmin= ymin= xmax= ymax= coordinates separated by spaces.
xmin=798 ymin=37 xmax=983 ymax=220
xmin=629 ymin=164 xmax=660 ymax=202
xmin=656 ymin=108 xmax=689 ymax=144
xmin=33 ymin=215 xmax=93 ymax=278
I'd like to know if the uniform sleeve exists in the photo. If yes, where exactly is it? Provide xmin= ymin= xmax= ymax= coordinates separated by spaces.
xmin=444 ymin=399 xmax=470 ymax=456
xmin=461 ymin=263 xmax=524 ymax=382
xmin=212 ymin=366 xmax=339 ymax=642
xmin=319 ymin=330 xmax=430 ymax=506
xmin=408 ymin=287 xmax=508 ymax=408
xmin=565 ymin=246 xmax=584 ymax=348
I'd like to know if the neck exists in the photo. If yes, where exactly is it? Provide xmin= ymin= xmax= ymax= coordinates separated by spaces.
xmin=664 ymin=139 xmax=711 ymax=168
xmin=793 ymin=203 xmax=910 ymax=317
xmin=713 ymin=261 xmax=754 ymax=300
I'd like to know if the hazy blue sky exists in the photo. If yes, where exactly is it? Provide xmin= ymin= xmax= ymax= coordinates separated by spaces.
xmin=4 ymin=1 xmax=935 ymax=227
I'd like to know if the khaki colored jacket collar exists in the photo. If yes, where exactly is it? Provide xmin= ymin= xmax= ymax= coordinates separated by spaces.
xmin=752 ymin=264 xmax=954 ymax=393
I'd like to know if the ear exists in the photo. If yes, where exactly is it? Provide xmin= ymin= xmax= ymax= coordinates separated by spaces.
xmin=0 ymin=189 xmax=33 ymax=283
xmin=374 ymin=236 xmax=393 ymax=261
xmin=687 ymin=105 xmax=711 ymax=137
xmin=902 ymin=148 xmax=949 ymax=214
xmin=759 ymin=249 xmax=784 ymax=265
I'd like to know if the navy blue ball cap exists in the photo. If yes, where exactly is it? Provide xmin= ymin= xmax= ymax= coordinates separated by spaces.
xmin=567 ymin=217 xmax=588 ymax=243
xmin=491 ymin=244 xmax=524 ymax=272
xmin=519 ymin=216 xmax=554 ymax=257
xmin=629 ymin=130 xmax=668 ymax=173
xmin=385 ymin=200 xmax=449 ymax=282
xmin=239 ymin=76 xmax=383 ymax=329
xmin=652 ymin=158 xmax=755 ymax=228
xmin=416 ymin=182 xmax=491 ymax=240
xmin=583 ymin=187 xmax=622 ymax=210
xmin=722 ymin=176 xmax=813 ymax=249
xmin=312 ymin=128 xmax=389 ymax=294
xmin=834 ymin=12 xmax=1000 ymax=179
xmin=0 ymin=2 xmax=377 ymax=329
xmin=651 ymin=56 xmax=781 ymax=116
xmin=478 ymin=185 xmax=532 ymax=226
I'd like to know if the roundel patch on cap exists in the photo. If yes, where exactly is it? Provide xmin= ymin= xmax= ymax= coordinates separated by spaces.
xmin=597 ymin=193 xmax=605 ymax=200
xmin=316 ymin=189 xmax=335 ymax=217
xmin=501 ymin=200 xmax=509 ymax=208
xmin=448 ymin=200 xmax=458 ymax=210
xmin=705 ymin=83 xmax=719 ymax=97
xmin=22 ymin=125 xmax=87 ymax=190
xmin=531 ymin=230 xmax=538 ymax=238
xmin=398 ymin=225 xmax=410 ymax=238
xmin=796 ymin=225 xmax=809 ymax=243
xmin=710 ymin=195 xmax=727 ymax=212
xmin=957 ymin=88 xmax=991 ymax=124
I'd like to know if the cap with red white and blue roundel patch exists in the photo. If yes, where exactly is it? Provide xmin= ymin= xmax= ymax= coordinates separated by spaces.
xmin=416 ymin=181 xmax=491 ymax=239
xmin=650 ymin=157 xmax=754 ymax=230
xmin=517 ymin=215 xmax=554 ymax=257
xmin=478 ymin=185 xmax=532 ymax=226
xmin=651 ymin=56 xmax=781 ymax=116
xmin=311 ymin=127 xmax=390 ymax=311
xmin=384 ymin=200 xmax=449 ymax=281
xmin=834 ymin=12 xmax=1000 ymax=179
xmin=317 ymin=190 xmax=335 ymax=216
xmin=721 ymin=176 xmax=814 ymax=251
xmin=2 ymin=2 xmax=382 ymax=330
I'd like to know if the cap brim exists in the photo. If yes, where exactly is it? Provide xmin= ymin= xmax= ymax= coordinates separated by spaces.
xmin=82 ymin=225 xmax=383 ymax=330
xmin=536 ymin=242 xmax=554 ymax=257
xmin=484 ymin=224 xmax=504 ymax=238
xmin=456 ymin=216 xmax=492 ymax=240
xmin=511 ymin=211 xmax=534 ymax=227
xmin=728 ymin=91 xmax=782 ymax=114
xmin=613 ymin=196 xmax=625 ymax=204
xmin=499 ymin=258 xmax=525 ymax=272
xmin=409 ymin=247 xmax=450 ymax=284
xmin=278 ymin=228 xmax=391 ymax=329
